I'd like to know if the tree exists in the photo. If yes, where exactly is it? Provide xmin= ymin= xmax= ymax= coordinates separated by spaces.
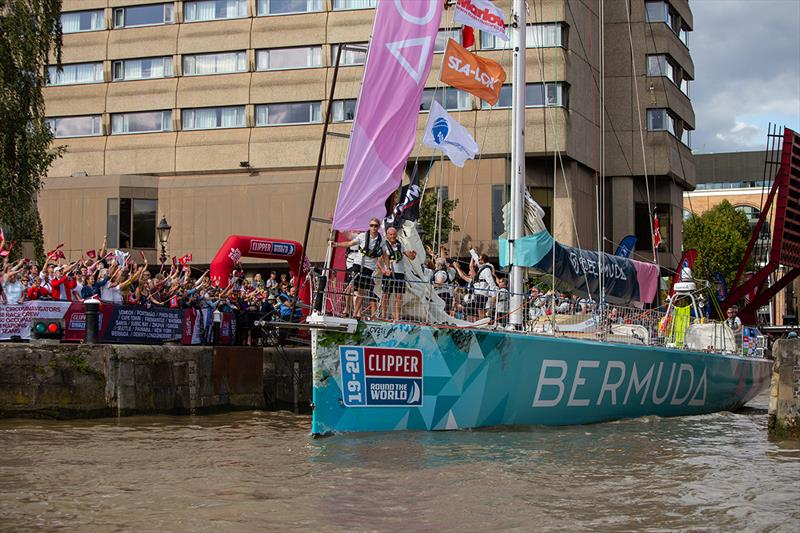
xmin=0 ymin=0 xmax=64 ymax=265
xmin=418 ymin=188 xmax=459 ymax=251
xmin=683 ymin=200 xmax=753 ymax=288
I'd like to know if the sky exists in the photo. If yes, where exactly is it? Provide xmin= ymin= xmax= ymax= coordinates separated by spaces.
xmin=690 ymin=0 xmax=800 ymax=153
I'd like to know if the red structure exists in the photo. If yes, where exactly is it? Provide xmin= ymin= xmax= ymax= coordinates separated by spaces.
xmin=723 ymin=127 xmax=800 ymax=324
xmin=209 ymin=235 xmax=311 ymax=313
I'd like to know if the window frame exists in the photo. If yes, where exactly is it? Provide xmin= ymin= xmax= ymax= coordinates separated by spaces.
xmin=183 ymin=0 xmax=248 ymax=22
xmin=480 ymin=22 xmax=567 ymax=51
xmin=255 ymin=46 xmax=323 ymax=71
xmin=255 ymin=101 xmax=322 ymax=126
xmin=108 ymin=198 xmax=158 ymax=249
xmin=182 ymin=51 xmax=248 ymax=76
xmin=331 ymin=0 xmax=377 ymax=11
xmin=60 ymin=9 xmax=106 ymax=34
xmin=46 ymin=62 xmax=104 ymax=86
xmin=331 ymin=43 xmax=369 ymax=66
xmin=420 ymin=87 xmax=473 ymax=113
xmin=331 ymin=99 xmax=357 ymax=123
xmin=181 ymin=105 xmax=247 ymax=130
xmin=113 ymin=3 xmax=175 ymax=29
xmin=111 ymin=110 xmax=173 ymax=135
xmin=481 ymin=82 xmax=569 ymax=110
xmin=111 ymin=56 xmax=174 ymax=81
xmin=45 ymin=115 xmax=103 ymax=138
xmin=256 ymin=0 xmax=323 ymax=16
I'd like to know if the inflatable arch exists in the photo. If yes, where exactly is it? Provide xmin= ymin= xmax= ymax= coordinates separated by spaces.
xmin=209 ymin=235 xmax=311 ymax=313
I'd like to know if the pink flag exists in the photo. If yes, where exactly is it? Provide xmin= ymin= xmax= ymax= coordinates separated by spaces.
xmin=332 ymin=0 xmax=443 ymax=231
xmin=86 ymin=249 xmax=97 ymax=259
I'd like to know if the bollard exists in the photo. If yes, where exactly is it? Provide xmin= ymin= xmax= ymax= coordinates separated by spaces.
xmin=84 ymin=298 xmax=100 ymax=344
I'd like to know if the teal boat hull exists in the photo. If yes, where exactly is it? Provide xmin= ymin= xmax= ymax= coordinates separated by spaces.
xmin=311 ymin=322 xmax=772 ymax=435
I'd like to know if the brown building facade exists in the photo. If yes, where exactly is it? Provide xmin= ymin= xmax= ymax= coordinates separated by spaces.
xmin=40 ymin=0 xmax=695 ymax=269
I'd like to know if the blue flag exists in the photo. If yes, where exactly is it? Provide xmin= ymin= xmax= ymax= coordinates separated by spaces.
xmin=614 ymin=235 xmax=637 ymax=258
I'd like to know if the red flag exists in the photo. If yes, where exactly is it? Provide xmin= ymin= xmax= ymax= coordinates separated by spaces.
xmin=179 ymin=253 xmax=192 ymax=266
xmin=86 ymin=249 xmax=97 ymax=259
xmin=670 ymin=249 xmax=697 ymax=296
xmin=139 ymin=250 xmax=147 ymax=261
xmin=462 ymin=26 xmax=475 ymax=49
xmin=652 ymin=210 xmax=662 ymax=248
xmin=0 ymin=242 xmax=11 ymax=258
xmin=46 ymin=243 xmax=65 ymax=260
xmin=0 ymin=226 xmax=4 ymax=242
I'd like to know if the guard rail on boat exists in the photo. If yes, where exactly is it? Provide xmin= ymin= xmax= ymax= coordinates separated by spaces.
xmin=311 ymin=268 xmax=765 ymax=358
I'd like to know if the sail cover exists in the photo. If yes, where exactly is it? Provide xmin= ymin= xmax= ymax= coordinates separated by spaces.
xmin=332 ymin=0 xmax=443 ymax=231
xmin=500 ymin=233 xmax=660 ymax=305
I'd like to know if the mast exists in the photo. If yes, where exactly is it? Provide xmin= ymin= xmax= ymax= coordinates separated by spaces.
xmin=508 ymin=0 xmax=526 ymax=326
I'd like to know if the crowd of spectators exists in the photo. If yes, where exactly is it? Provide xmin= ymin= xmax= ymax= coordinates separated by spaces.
xmin=1 ymin=237 xmax=303 ymax=345
xmin=332 ymin=227 xmax=597 ymax=326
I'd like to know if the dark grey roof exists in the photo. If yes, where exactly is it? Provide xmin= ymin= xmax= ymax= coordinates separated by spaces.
xmin=694 ymin=151 xmax=768 ymax=183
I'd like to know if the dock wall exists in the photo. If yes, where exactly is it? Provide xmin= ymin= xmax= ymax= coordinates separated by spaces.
xmin=768 ymin=339 xmax=800 ymax=439
xmin=0 ymin=343 xmax=311 ymax=419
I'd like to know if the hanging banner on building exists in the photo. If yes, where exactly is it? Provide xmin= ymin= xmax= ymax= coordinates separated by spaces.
xmin=332 ymin=0 xmax=443 ymax=231
xmin=0 ymin=301 xmax=72 ymax=340
xmin=440 ymin=39 xmax=506 ymax=105
xmin=453 ymin=0 xmax=508 ymax=41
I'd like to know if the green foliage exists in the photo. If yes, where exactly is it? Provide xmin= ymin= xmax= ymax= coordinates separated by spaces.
xmin=683 ymin=200 xmax=753 ymax=288
xmin=418 ymin=189 xmax=459 ymax=250
xmin=0 ymin=0 xmax=64 ymax=263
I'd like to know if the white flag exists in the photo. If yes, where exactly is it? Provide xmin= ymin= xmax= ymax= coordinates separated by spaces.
xmin=454 ymin=0 xmax=508 ymax=42
xmin=422 ymin=101 xmax=479 ymax=167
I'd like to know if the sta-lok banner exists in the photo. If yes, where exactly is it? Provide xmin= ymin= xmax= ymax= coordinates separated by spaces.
xmin=440 ymin=39 xmax=506 ymax=105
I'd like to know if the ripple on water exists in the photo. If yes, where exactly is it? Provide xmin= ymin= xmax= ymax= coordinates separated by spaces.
xmin=1 ymin=394 xmax=799 ymax=532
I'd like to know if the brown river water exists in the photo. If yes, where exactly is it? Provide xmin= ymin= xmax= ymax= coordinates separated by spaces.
xmin=1 ymin=390 xmax=799 ymax=532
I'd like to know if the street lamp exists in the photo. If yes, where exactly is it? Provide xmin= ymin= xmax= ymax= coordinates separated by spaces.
xmin=156 ymin=215 xmax=171 ymax=266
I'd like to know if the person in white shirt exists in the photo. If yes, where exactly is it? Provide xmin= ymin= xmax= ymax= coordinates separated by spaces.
xmin=725 ymin=306 xmax=743 ymax=335
xmin=494 ymin=277 xmax=510 ymax=326
xmin=331 ymin=218 xmax=383 ymax=319
xmin=1 ymin=271 xmax=25 ymax=305
xmin=378 ymin=226 xmax=416 ymax=320
xmin=455 ymin=253 xmax=497 ymax=320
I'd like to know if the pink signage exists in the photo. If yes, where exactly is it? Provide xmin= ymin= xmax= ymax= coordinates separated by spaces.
xmin=332 ymin=0 xmax=443 ymax=231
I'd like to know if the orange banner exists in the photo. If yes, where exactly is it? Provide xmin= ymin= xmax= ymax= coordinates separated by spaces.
xmin=440 ymin=39 xmax=506 ymax=105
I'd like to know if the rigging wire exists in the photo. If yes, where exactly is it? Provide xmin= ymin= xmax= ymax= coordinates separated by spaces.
xmin=623 ymin=0 xmax=656 ymax=263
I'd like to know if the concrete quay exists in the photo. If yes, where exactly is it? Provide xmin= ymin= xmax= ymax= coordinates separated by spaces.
xmin=0 ymin=343 xmax=311 ymax=419
xmin=768 ymin=339 xmax=800 ymax=440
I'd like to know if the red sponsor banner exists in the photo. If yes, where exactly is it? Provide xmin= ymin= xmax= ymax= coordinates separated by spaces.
xmin=364 ymin=347 xmax=422 ymax=377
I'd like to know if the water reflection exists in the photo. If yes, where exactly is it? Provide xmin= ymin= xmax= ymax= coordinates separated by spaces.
xmin=1 ymin=393 xmax=798 ymax=531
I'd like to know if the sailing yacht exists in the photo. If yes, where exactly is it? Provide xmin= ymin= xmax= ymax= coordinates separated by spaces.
xmin=307 ymin=0 xmax=771 ymax=434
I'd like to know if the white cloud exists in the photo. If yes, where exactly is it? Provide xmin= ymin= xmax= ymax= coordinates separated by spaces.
xmin=690 ymin=0 xmax=800 ymax=152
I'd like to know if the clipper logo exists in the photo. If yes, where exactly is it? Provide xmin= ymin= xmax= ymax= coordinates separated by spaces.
xmin=340 ymin=346 xmax=423 ymax=407
xmin=249 ymin=240 xmax=295 ymax=256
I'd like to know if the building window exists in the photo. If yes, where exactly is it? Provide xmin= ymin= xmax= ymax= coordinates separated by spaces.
xmin=420 ymin=88 xmax=472 ymax=112
xmin=435 ymin=29 xmax=460 ymax=53
xmin=113 ymin=3 xmax=175 ymax=28
xmin=332 ymin=99 xmax=357 ymax=122
xmin=483 ymin=83 xmax=568 ymax=109
xmin=108 ymin=198 xmax=157 ymax=249
xmin=111 ymin=110 xmax=172 ymax=134
xmin=182 ymin=106 xmax=245 ymax=130
xmin=331 ymin=43 xmax=368 ymax=66
xmin=530 ymin=186 xmax=553 ymax=233
xmin=480 ymin=23 xmax=566 ymax=50
xmin=183 ymin=51 xmax=247 ymax=75
xmin=61 ymin=10 xmax=105 ymax=33
xmin=47 ymin=63 xmax=103 ymax=86
xmin=647 ymin=108 xmax=674 ymax=133
xmin=45 ymin=115 xmax=102 ymax=138
xmin=256 ymin=46 xmax=322 ymax=70
xmin=257 ymin=0 xmax=322 ymax=16
xmin=256 ymin=102 xmax=321 ymax=126
xmin=491 ymin=185 xmax=506 ymax=238
xmin=646 ymin=54 xmax=675 ymax=80
xmin=635 ymin=203 xmax=670 ymax=252
xmin=112 ymin=57 xmax=174 ymax=81
xmin=332 ymin=0 xmax=376 ymax=10
xmin=184 ymin=0 xmax=247 ymax=22
xmin=645 ymin=1 xmax=669 ymax=23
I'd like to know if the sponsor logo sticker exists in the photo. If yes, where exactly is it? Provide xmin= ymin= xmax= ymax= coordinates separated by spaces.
xmin=340 ymin=346 xmax=423 ymax=407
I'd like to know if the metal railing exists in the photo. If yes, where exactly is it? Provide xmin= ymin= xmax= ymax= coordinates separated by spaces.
xmin=312 ymin=269 xmax=764 ymax=358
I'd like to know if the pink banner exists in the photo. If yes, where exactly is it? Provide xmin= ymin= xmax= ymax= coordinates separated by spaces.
xmin=332 ymin=0 xmax=443 ymax=231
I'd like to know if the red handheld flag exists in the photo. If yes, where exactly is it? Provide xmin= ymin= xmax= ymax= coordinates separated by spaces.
xmin=462 ymin=26 xmax=475 ymax=49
